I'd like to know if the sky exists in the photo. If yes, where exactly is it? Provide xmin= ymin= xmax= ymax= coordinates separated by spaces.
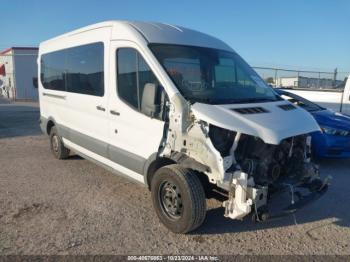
xmin=2 ymin=0 xmax=349 ymax=72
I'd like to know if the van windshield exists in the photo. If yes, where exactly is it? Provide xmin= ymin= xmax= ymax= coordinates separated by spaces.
xmin=150 ymin=44 xmax=280 ymax=104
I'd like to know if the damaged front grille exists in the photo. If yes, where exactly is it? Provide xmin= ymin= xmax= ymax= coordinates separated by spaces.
xmin=235 ymin=134 xmax=312 ymax=185
xmin=209 ymin=123 xmax=313 ymax=185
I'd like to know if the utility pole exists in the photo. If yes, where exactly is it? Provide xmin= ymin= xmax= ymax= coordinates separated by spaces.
xmin=333 ymin=68 xmax=338 ymax=88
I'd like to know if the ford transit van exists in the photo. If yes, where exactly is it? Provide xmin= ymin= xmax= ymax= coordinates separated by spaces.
xmin=39 ymin=21 xmax=329 ymax=233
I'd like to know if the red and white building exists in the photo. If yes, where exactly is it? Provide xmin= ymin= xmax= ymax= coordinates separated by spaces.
xmin=0 ymin=47 xmax=38 ymax=100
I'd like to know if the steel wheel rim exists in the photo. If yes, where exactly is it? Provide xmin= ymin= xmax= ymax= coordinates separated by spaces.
xmin=158 ymin=180 xmax=183 ymax=220
xmin=52 ymin=135 xmax=59 ymax=153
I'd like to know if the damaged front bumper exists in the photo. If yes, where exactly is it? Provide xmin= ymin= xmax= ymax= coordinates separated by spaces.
xmin=263 ymin=177 xmax=330 ymax=221
xmin=222 ymin=171 xmax=331 ymax=222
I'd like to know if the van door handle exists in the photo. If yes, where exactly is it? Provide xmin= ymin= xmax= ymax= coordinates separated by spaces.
xmin=96 ymin=105 xmax=106 ymax=112
xmin=110 ymin=110 xmax=120 ymax=116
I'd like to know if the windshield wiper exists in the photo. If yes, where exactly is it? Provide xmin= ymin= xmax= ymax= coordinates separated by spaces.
xmin=192 ymin=97 xmax=278 ymax=105
xmin=230 ymin=97 xmax=278 ymax=104
xmin=192 ymin=98 xmax=215 ymax=104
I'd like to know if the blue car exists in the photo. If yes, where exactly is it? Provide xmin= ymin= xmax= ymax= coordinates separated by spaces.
xmin=276 ymin=89 xmax=350 ymax=158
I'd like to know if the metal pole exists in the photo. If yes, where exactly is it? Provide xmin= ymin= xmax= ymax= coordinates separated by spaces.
xmin=11 ymin=53 xmax=16 ymax=101
xmin=274 ymin=69 xmax=278 ymax=87
xmin=297 ymin=71 xmax=300 ymax=88
xmin=333 ymin=68 xmax=338 ymax=87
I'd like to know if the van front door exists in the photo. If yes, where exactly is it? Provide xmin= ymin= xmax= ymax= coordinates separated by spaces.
xmin=107 ymin=41 xmax=166 ymax=183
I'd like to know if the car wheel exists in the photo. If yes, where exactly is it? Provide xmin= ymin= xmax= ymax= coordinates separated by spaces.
xmin=151 ymin=164 xmax=206 ymax=233
xmin=50 ymin=126 xmax=70 ymax=159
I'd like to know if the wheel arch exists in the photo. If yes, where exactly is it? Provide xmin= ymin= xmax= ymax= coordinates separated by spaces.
xmin=40 ymin=116 xmax=58 ymax=136
xmin=144 ymin=152 xmax=211 ymax=191
xmin=46 ymin=118 xmax=56 ymax=135
xmin=144 ymin=154 xmax=176 ymax=190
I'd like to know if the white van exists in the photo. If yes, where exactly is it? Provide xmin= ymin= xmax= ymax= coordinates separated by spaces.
xmin=39 ymin=21 xmax=329 ymax=233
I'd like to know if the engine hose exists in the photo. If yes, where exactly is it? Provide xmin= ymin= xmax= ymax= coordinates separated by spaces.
xmin=284 ymin=183 xmax=295 ymax=205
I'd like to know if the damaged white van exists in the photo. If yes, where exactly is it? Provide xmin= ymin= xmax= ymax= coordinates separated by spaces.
xmin=39 ymin=21 xmax=330 ymax=233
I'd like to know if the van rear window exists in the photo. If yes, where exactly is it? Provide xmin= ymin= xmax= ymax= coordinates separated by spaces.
xmin=40 ymin=42 xmax=104 ymax=96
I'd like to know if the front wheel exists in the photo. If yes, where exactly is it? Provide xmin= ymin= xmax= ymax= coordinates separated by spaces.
xmin=151 ymin=165 xmax=206 ymax=233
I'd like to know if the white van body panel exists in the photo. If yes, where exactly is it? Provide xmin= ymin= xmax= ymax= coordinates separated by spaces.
xmin=191 ymin=101 xmax=321 ymax=145
xmin=108 ymin=40 xmax=165 ymax=161
xmin=39 ymin=27 xmax=112 ymax=150
xmin=62 ymin=138 xmax=144 ymax=183
xmin=125 ymin=21 xmax=234 ymax=52
xmin=41 ymin=21 xmax=234 ymax=52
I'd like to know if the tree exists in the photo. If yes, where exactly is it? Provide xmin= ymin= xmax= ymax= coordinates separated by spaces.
xmin=265 ymin=77 xmax=275 ymax=84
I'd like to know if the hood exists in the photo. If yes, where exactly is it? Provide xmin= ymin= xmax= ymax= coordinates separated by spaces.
xmin=312 ymin=109 xmax=350 ymax=131
xmin=191 ymin=101 xmax=321 ymax=145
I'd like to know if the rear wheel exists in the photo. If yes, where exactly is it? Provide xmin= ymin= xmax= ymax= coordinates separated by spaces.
xmin=50 ymin=126 xmax=70 ymax=159
xmin=151 ymin=164 xmax=206 ymax=233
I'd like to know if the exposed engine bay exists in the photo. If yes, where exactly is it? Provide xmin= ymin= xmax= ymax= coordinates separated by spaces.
xmin=208 ymin=124 xmax=329 ymax=220
xmin=160 ymin=98 xmax=330 ymax=222
xmin=209 ymin=125 xmax=316 ymax=186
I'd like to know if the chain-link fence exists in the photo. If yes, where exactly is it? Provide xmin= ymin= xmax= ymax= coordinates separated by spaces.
xmin=253 ymin=66 xmax=349 ymax=90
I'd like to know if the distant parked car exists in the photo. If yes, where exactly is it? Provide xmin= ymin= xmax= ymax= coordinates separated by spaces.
xmin=280 ymin=75 xmax=350 ymax=116
xmin=276 ymin=89 xmax=350 ymax=158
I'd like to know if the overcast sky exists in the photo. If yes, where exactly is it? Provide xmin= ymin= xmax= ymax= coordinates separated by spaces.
xmin=2 ymin=0 xmax=349 ymax=72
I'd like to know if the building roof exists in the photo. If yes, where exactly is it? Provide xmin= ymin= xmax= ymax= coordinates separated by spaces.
xmin=0 ymin=47 xmax=38 ymax=55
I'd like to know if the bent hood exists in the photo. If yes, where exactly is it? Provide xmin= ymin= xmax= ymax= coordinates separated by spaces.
xmin=191 ymin=101 xmax=321 ymax=145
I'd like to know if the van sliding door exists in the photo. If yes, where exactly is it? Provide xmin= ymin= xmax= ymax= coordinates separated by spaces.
xmin=62 ymin=42 xmax=109 ymax=157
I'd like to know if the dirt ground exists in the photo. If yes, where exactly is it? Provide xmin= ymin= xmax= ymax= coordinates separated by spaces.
xmin=0 ymin=101 xmax=350 ymax=255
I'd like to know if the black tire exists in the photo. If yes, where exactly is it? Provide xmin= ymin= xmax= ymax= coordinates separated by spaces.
xmin=151 ymin=164 xmax=206 ymax=233
xmin=49 ymin=126 xmax=70 ymax=159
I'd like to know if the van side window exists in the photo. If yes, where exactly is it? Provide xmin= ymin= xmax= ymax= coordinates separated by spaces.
xmin=117 ymin=48 xmax=166 ymax=120
xmin=41 ymin=51 xmax=66 ymax=91
xmin=66 ymin=43 xmax=104 ymax=96
xmin=117 ymin=49 xmax=138 ymax=108
xmin=40 ymin=42 xmax=104 ymax=96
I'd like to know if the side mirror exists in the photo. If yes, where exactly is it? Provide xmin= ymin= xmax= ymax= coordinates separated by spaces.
xmin=141 ymin=83 xmax=160 ymax=118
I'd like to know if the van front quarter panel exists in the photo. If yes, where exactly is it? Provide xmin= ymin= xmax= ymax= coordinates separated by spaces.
xmin=39 ymin=21 xmax=330 ymax=233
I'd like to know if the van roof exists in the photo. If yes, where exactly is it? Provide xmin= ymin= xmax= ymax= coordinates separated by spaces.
xmin=40 ymin=20 xmax=234 ymax=52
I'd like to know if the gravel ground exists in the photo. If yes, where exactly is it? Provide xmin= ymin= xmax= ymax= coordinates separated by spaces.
xmin=0 ymin=101 xmax=349 ymax=255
